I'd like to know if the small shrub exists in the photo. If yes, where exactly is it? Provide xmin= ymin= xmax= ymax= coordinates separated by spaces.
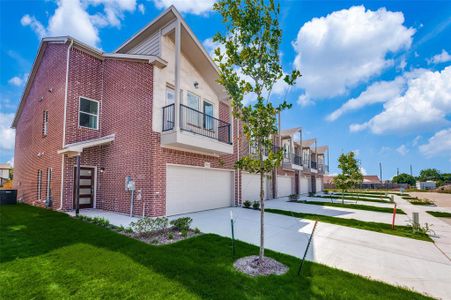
xmin=194 ymin=227 xmax=201 ymax=234
xmin=243 ymin=200 xmax=252 ymax=208
xmin=170 ymin=217 xmax=192 ymax=231
xmin=181 ymin=229 xmax=188 ymax=238
xmin=130 ymin=216 xmax=169 ymax=235
xmin=252 ymin=201 xmax=260 ymax=210
xmin=308 ymin=192 xmax=315 ymax=197
xmin=167 ymin=232 xmax=174 ymax=240
xmin=324 ymin=190 xmax=329 ymax=194
xmin=92 ymin=217 xmax=110 ymax=227
xmin=289 ymin=194 xmax=299 ymax=201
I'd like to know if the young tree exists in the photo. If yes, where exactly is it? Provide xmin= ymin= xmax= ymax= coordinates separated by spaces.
xmin=392 ymin=173 xmax=416 ymax=186
xmin=333 ymin=152 xmax=363 ymax=203
xmin=213 ymin=0 xmax=300 ymax=263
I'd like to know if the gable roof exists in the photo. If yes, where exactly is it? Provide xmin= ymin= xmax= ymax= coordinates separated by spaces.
xmin=115 ymin=5 xmax=225 ymax=99
xmin=11 ymin=36 xmax=167 ymax=129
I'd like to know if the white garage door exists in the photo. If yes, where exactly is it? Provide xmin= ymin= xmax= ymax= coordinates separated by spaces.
xmin=300 ymin=175 xmax=309 ymax=195
xmin=242 ymin=173 xmax=267 ymax=201
xmin=316 ymin=177 xmax=323 ymax=193
xmin=277 ymin=176 xmax=292 ymax=198
xmin=166 ymin=165 xmax=233 ymax=216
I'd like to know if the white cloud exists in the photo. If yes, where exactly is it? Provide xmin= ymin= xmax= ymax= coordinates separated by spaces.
xmin=138 ymin=3 xmax=145 ymax=14
xmin=7 ymin=157 xmax=14 ymax=167
xmin=396 ymin=144 xmax=408 ymax=156
xmin=427 ymin=49 xmax=451 ymax=64
xmin=412 ymin=135 xmax=421 ymax=146
xmin=360 ymin=166 xmax=367 ymax=175
xmin=293 ymin=5 xmax=414 ymax=100
xmin=419 ymin=128 xmax=451 ymax=158
xmin=150 ymin=0 xmax=215 ymax=15
xmin=0 ymin=113 xmax=15 ymax=151
xmin=8 ymin=73 xmax=29 ymax=87
xmin=327 ymin=76 xmax=405 ymax=121
xmin=350 ymin=66 xmax=451 ymax=134
xmin=353 ymin=149 xmax=360 ymax=157
xmin=21 ymin=0 xmax=137 ymax=47
xmin=297 ymin=94 xmax=313 ymax=107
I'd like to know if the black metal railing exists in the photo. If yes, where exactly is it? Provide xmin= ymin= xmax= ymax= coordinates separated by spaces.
xmin=162 ymin=103 xmax=232 ymax=144
xmin=162 ymin=104 xmax=175 ymax=131
xmin=311 ymin=161 xmax=317 ymax=169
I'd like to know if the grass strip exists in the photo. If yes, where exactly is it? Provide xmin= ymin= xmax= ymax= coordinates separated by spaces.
xmin=0 ymin=204 xmax=431 ymax=299
xmin=402 ymin=196 xmax=435 ymax=206
xmin=427 ymin=211 xmax=451 ymax=218
xmin=292 ymin=200 xmax=405 ymax=214
xmin=266 ymin=208 xmax=432 ymax=242
xmin=330 ymin=193 xmax=390 ymax=199
xmin=318 ymin=195 xmax=392 ymax=204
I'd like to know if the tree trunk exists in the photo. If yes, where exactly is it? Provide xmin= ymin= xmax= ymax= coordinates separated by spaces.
xmin=259 ymin=164 xmax=265 ymax=263
xmin=342 ymin=189 xmax=344 ymax=204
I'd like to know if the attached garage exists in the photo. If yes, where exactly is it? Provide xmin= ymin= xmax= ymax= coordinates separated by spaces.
xmin=166 ymin=165 xmax=233 ymax=216
xmin=315 ymin=177 xmax=323 ymax=193
xmin=300 ymin=175 xmax=309 ymax=195
xmin=277 ymin=176 xmax=292 ymax=198
xmin=242 ymin=173 xmax=268 ymax=201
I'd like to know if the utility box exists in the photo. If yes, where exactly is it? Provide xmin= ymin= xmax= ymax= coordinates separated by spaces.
xmin=0 ymin=189 xmax=17 ymax=205
xmin=412 ymin=212 xmax=420 ymax=228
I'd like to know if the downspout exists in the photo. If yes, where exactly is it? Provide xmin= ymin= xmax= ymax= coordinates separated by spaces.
xmin=59 ymin=38 xmax=73 ymax=210
xmin=236 ymin=117 xmax=240 ymax=205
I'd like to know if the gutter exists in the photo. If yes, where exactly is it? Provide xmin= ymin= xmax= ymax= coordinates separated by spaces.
xmin=59 ymin=38 xmax=74 ymax=211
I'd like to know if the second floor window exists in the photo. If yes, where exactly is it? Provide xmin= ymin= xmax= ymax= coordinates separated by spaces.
xmin=42 ymin=111 xmax=48 ymax=136
xmin=79 ymin=97 xmax=99 ymax=130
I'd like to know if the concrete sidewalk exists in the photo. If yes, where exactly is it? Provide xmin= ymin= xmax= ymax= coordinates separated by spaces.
xmin=394 ymin=195 xmax=451 ymax=262
xmin=178 ymin=207 xmax=451 ymax=299
xmin=266 ymin=198 xmax=411 ymax=225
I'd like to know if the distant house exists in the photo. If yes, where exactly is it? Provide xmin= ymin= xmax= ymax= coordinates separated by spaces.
xmin=0 ymin=164 xmax=12 ymax=186
xmin=416 ymin=181 xmax=436 ymax=190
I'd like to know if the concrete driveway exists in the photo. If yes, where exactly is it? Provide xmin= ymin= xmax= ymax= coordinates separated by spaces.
xmin=177 ymin=206 xmax=451 ymax=300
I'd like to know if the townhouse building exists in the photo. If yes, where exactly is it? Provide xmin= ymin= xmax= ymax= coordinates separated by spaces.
xmin=12 ymin=6 xmax=328 ymax=217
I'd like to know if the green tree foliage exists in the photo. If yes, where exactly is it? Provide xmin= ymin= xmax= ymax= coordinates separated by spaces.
xmin=333 ymin=152 xmax=363 ymax=203
xmin=392 ymin=173 xmax=416 ymax=186
xmin=418 ymin=168 xmax=441 ymax=182
xmin=213 ymin=0 xmax=300 ymax=262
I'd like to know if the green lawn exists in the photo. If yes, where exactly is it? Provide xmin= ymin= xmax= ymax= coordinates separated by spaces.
xmin=402 ymin=196 xmax=435 ymax=206
xmin=427 ymin=211 xmax=451 ymax=218
xmin=319 ymin=195 xmax=392 ymax=204
xmin=266 ymin=209 xmax=432 ymax=242
xmin=0 ymin=204 xmax=431 ymax=299
xmin=291 ymin=200 xmax=406 ymax=214
xmin=330 ymin=192 xmax=391 ymax=199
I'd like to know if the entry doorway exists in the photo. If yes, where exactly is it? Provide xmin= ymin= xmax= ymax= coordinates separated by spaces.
xmin=73 ymin=167 xmax=95 ymax=208
xmin=311 ymin=175 xmax=316 ymax=194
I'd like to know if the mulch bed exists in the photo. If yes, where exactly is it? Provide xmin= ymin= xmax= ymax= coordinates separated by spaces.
xmin=234 ymin=255 xmax=289 ymax=276
xmin=124 ymin=228 xmax=201 ymax=245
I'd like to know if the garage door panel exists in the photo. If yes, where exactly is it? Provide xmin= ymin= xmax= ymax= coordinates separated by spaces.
xmin=277 ymin=176 xmax=292 ymax=198
xmin=242 ymin=173 xmax=267 ymax=201
xmin=166 ymin=165 xmax=233 ymax=216
xmin=300 ymin=176 xmax=309 ymax=194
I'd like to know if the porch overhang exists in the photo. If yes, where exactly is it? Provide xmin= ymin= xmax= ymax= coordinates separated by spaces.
xmin=58 ymin=134 xmax=116 ymax=157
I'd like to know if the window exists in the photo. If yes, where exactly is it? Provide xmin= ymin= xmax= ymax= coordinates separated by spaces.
xmin=46 ymin=168 xmax=52 ymax=201
xmin=79 ymin=97 xmax=99 ymax=129
xmin=37 ymin=170 xmax=42 ymax=200
xmin=42 ymin=111 xmax=48 ymax=136
xmin=203 ymin=101 xmax=214 ymax=130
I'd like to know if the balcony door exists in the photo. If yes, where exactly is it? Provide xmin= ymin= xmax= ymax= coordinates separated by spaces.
xmin=187 ymin=92 xmax=201 ymax=127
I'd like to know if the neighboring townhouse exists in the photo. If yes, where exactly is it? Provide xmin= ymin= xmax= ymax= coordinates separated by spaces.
xmin=0 ymin=164 xmax=12 ymax=186
xmin=12 ymin=6 xmax=328 ymax=217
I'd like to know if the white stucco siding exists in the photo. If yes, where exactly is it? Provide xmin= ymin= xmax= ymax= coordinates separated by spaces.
xmin=153 ymin=36 xmax=223 ymax=133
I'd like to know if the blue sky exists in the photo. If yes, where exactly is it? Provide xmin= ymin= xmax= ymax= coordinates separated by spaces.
xmin=1 ymin=0 xmax=450 ymax=178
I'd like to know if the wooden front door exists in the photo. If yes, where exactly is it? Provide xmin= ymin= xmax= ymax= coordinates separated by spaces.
xmin=295 ymin=172 xmax=299 ymax=194
xmin=74 ymin=167 xmax=95 ymax=208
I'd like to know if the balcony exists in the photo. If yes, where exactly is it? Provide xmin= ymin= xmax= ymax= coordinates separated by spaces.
xmin=282 ymin=152 xmax=303 ymax=170
xmin=318 ymin=163 xmax=329 ymax=174
xmin=161 ymin=104 xmax=233 ymax=155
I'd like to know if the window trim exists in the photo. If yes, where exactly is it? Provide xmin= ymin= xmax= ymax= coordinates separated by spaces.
xmin=78 ymin=96 xmax=100 ymax=130
xmin=46 ymin=168 xmax=52 ymax=201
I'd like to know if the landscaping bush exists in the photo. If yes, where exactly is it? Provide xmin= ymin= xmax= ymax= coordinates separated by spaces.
xmin=288 ymin=194 xmax=299 ymax=201
xmin=308 ymin=192 xmax=315 ymax=197
xmin=243 ymin=200 xmax=252 ymax=208
xmin=130 ymin=216 xmax=169 ymax=235
xmin=170 ymin=217 xmax=192 ymax=231
xmin=252 ymin=201 xmax=260 ymax=210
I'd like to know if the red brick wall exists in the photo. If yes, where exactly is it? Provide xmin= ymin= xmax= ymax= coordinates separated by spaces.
xmin=13 ymin=43 xmax=68 ymax=208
